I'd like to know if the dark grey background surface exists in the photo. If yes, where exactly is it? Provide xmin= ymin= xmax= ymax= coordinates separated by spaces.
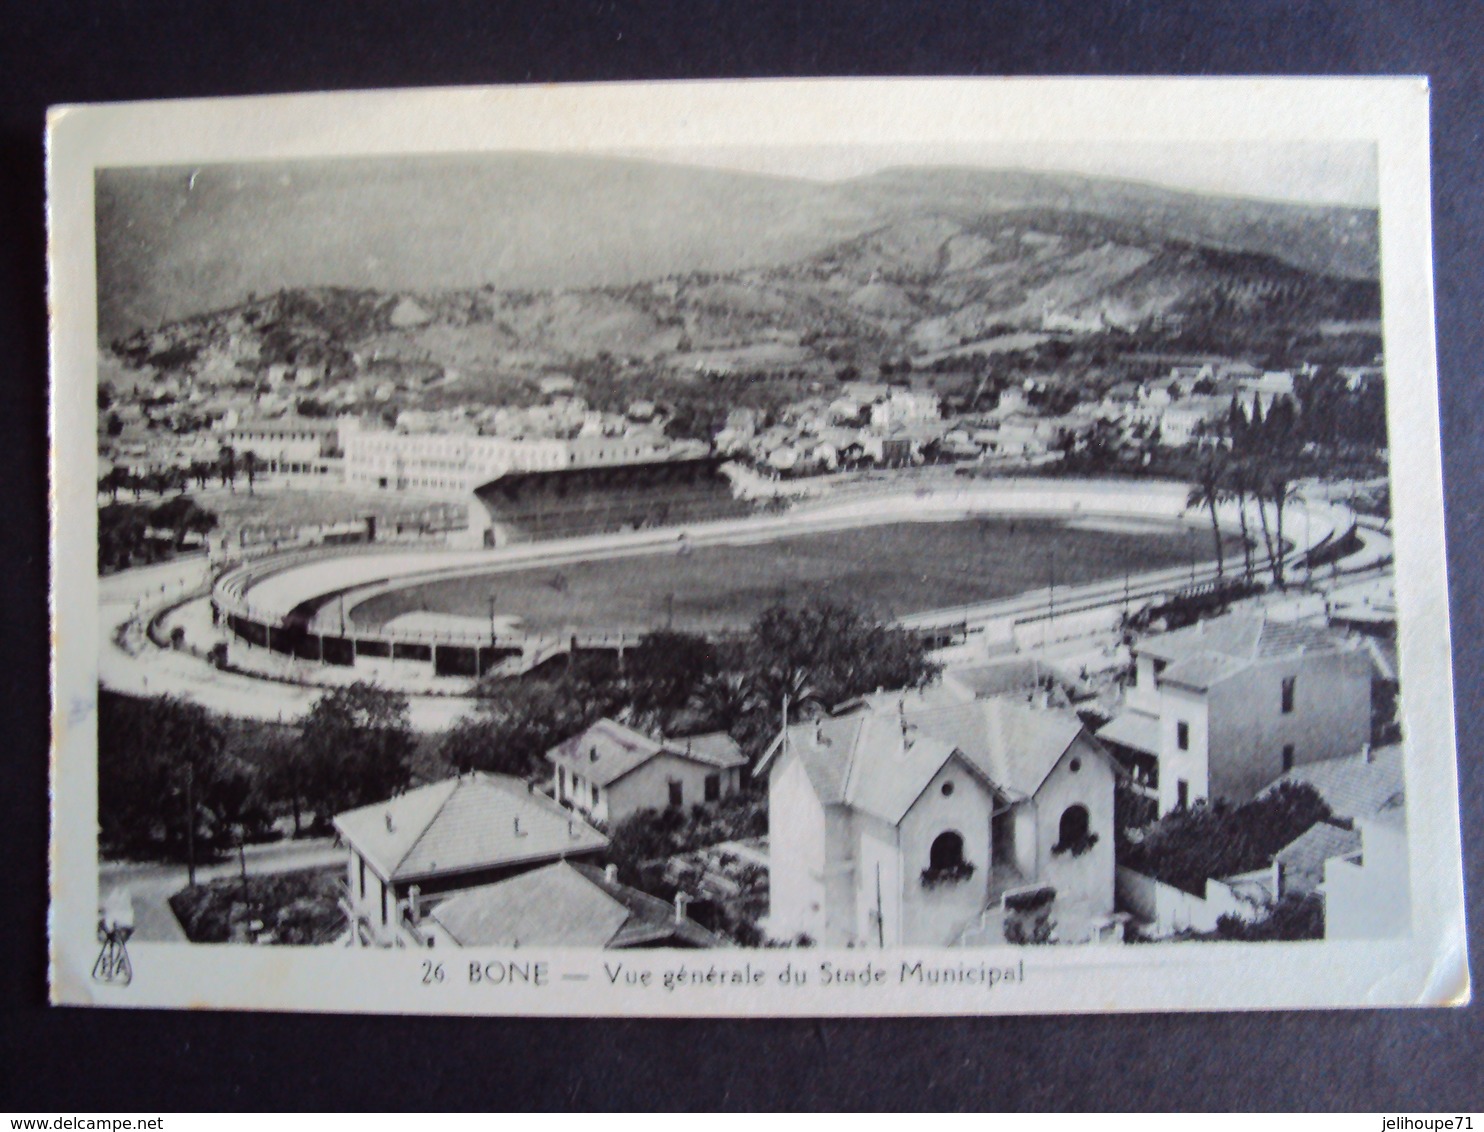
xmin=1 ymin=0 xmax=1480 ymax=1111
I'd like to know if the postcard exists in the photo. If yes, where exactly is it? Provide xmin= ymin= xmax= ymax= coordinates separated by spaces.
xmin=48 ymin=77 xmax=1468 ymax=1014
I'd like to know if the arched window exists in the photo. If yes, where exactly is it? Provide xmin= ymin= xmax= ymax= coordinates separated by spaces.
xmin=1054 ymin=805 xmax=1094 ymax=856
xmin=929 ymin=831 xmax=965 ymax=872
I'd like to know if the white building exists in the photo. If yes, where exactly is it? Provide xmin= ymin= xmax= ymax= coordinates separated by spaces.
xmin=758 ymin=693 xmax=1120 ymax=948
xmin=548 ymin=719 xmax=748 ymax=825
xmin=1098 ymin=614 xmax=1375 ymax=816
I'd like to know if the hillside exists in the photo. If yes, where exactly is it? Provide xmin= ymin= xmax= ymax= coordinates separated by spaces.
xmin=97 ymin=155 xmax=1377 ymax=343
xmin=106 ymin=199 xmax=1382 ymax=399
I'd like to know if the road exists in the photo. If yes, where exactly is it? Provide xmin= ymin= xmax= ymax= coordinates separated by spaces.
xmin=99 ymin=836 xmax=347 ymax=943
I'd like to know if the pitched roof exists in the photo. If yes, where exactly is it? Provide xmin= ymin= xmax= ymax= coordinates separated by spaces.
xmin=757 ymin=696 xmax=1103 ymax=823
xmin=1096 ymin=708 xmax=1161 ymax=756
xmin=332 ymin=773 xmax=608 ymax=883
xmin=1136 ymin=613 xmax=1354 ymax=687
xmin=546 ymin=719 xmax=746 ymax=787
xmin=1262 ymin=745 xmax=1405 ymax=821
xmin=1276 ymin=821 xmax=1362 ymax=893
xmin=427 ymin=861 xmax=725 ymax=948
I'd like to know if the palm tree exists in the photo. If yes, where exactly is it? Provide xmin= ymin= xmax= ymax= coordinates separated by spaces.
xmin=1226 ymin=458 xmax=1257 ymax=581
xmin=1269 ymin=474 xmax=1302 ymax=589
xmin=688 ymin=670 xmax=759 ymax=733
xmin=1187 ymin=454 xmax=1227 ymax=580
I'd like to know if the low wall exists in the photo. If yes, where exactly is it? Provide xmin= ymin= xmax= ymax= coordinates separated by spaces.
xmin=1115 ymin=865 xmax=1270 ymax=937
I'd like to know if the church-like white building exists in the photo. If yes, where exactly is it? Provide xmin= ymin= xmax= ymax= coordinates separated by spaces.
xmin=757 ymin=691 xmax=1120 ymax=947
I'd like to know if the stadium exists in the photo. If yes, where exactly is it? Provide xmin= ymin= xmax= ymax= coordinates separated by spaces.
xmin=207 ymin=475 xmax=1360 ymax=687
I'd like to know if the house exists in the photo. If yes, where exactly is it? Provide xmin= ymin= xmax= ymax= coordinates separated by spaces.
xmin=547 ymin=718 xmax=748 ymax=825
xmin=1097 ymin=613 xmax=1374 ymax=816
xmin=756 ymin=694 xmax=1120 ymax=948
xmin=419 ymin=860 xmax=725 ymax=949
xmin=1321 ymin=795 xmax=1409 ymax=939
xmin=333 ymin=772 xmax=608 ymax=944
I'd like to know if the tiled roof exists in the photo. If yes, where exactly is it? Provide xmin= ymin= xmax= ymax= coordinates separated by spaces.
xmin=547 ymin=719 xmax=745 ymax=787
xmin=1137 ymin=613 xmax=1347 ymax=668
xmin=758 ymin=696 xmax=1099 ymax=824
xmin=1096 ymin=709 xmax=1161 ymax=756
xmin=1276 ymin=821 xmax=1361 ymax=894
xmin=1262 ymin=745 xmax=1405 ymax=821
xmin=427 ymin=861 xmax=725 ymax=948
xmin=943 ymin=659 xmax=1052 ymax=701
xmin=1158 ymin=650 xmax=1251 ymax=692
xmin=332 ymin=773 xmax=608 ymax=883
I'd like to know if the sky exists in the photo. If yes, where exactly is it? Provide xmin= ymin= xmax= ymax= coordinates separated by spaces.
xmin=617 ymin=140 xmax=1378 ymax=209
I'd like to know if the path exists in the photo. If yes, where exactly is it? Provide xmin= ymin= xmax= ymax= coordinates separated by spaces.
xmin=98 ymin=837 xmax=347 ymax=943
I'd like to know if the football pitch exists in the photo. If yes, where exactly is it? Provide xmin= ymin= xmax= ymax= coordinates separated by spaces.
xmin=350 ymin=515 xmax=1235 ymax=636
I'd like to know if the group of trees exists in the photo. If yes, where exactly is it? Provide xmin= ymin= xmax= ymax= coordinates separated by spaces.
xmin=1184 ymin=371 xmax=1388 ymax=590
xmin=98 ymin=497 xmax=218 ymax=572
xmin=98 ymin=446 xmax=263 ymax=504
xmin=440 ymin=599 xmax=942 ymax=780
xmin=98 ymin=683 xmax=418 ymax=863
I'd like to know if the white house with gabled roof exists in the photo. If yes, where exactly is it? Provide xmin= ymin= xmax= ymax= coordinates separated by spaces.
xmin=756 ymin=692 xmax=1120 ymax=948
xmin=547 ymin=718 xmax=748 ymax=825
xmin=332 ymin=772 xmax=608 ymax=944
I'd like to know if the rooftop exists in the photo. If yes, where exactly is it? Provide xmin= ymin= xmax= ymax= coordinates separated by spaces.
xmin=1137 ymin=613 xmax=1353 ymax=685
xmin=332 ymin=772 xmax=608 ymax=884
xmin=1263 ymin=744 xmax=1405 ymax=822
xmin=426 ymin=861 xmax=725 ymax=948
xmin=547 ymin=719 xmax=746 ymax=788
xmin=758 ymin=695 xmax=1108 ymax=824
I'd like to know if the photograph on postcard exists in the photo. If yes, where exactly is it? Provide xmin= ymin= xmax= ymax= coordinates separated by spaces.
xmin=48 ymin=79 xmax=1467 ymax=1013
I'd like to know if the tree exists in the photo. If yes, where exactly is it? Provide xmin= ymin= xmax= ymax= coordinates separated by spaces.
xmin=625 ymin=631 xmax=718 ymax=716
xmin=1186 ymin=454 xmax=1227 ymax=580
xmin=1225 ymin=458 xmax=1258 ymax=580
xmin=242 ymin=451 xmax=260 ymax=495
xmin=217 ymin=445 xmax=238 ymax=491
xmin=97 ymin=691 xmax=230 ymax=870
xmin=745 ymin=600 xmax=941 ymax=725
xmin=298 ymin=683 xmax=416 ymax=822
xmin=1262 ymin=471 xmax=1302 ymax=588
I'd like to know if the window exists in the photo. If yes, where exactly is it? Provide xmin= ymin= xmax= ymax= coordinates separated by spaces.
xmin=929 ymin=831 xmax=965 ymax=871
xmin=1281 ymin=676 xmax=1296 ymax=714
xmin=358 ymin=857 xmax=365 ymax=899
xmin=1176 ymin=721 xmax=1190 ymax=751
xmin=591 ymin=782 xmax=600 ymax=808
xmin=1282 ymin=744 xmax=1295 ymax=771
xmin=668 ymin=780 xmax=683 ymax=808
xmin=1177 ymin=780 xmax=1189 ymax=809
xmin=940 ymin=780 xmax=955 ymax=797
xmin=704 ymin=773 xmax=721 ymax=802
xmin=1053 ymin=805 xmax=1095 ymax=856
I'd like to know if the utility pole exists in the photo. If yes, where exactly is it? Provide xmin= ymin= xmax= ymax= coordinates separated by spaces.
xmin=185 ymin=762 xmax=196 ymax=888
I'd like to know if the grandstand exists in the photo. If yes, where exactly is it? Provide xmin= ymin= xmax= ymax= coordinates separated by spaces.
xmin=473 ymin=455 xmax=752 ymax=542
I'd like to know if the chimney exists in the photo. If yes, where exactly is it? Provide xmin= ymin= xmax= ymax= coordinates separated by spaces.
xmin=813 ymin=719 xmax=823 ymax=744
xmin=408 ymin=884 xmax=421 ymax=925
xmin=384 ymin=812 xmax=395 ymax=833
xmin=673 ymin=892 xmax=692 ymax=924
xmin=514 ymin=817 xmax=527 ymax=837
xmin=1362 ymin=742 xmax=1374 ymax=764
xmin=604 ymin=863 xmax=619 ymax=885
